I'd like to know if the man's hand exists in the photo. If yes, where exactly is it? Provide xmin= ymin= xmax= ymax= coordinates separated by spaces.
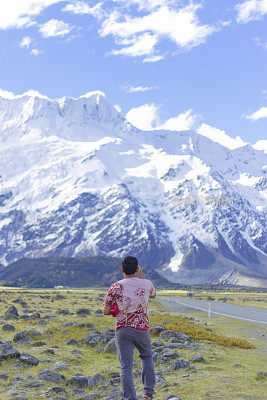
xmin=102 ymin=305 xmax=111 ymax=315
xmin=137 ymin=265 xmax=144 ymax=279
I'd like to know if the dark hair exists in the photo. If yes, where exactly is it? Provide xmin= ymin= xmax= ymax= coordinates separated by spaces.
xmin=122 ymin=256 xmax=138 ymax=275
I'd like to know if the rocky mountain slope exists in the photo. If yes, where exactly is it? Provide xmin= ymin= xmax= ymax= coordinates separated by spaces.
xmin=0 ymin=92 xmax=266 ymax=286
xmin=0 ymin=256 xmax=171 ymax=288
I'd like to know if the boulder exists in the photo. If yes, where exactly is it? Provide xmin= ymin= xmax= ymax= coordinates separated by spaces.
xmin=104 ymin=338 xmax=117 ymax=353
xmin=13 ymin=333 xmax=31 ymax=343
xmin=153 ymin=353 xmax=168 ymax=364
xmin=30 ymin=312 xmax=41 ymax=319
xmin=0 ymin=342 xmax=20 ymax=360
xmin=160 ymin=330 xmax=193 ymax=344
xmin=24 ymin=380 xmax=45 ymax=388
xmin=152 ymin=339 xmax=164 ymax=347
xmin=5 ymin=306 xmax=19 ymax=319
xmin=174 ymin=332 xmax=194 ymax=344
xmin=171 ymin=359 xmax=190 ymax=370
xmin=51 ymin=361 xmax=68 ymax=371
xmin=20 ymin=353 xmax=40 ymax=366
xmin=76 ymin=308 xmax=91 ymax=316
xmin=153 ymin=345 xmax=165 ymax=354
xmin=58 ymin=309 xmax=70 ymax=315
xmin=108 ymin=372 xmax=120 ymax=379
xmin=82 ymin=334 xmax=104 ymax=347
xmin=166 ymin=343 xmax=187 ymax=349
xmin=66 ymin=338 xmax=79 ymax=346
xmin=155 ymin=371 xmax=169 ymax=387
xmin=13 ymin=297 xmax=28 ymax=308
xmin=2 ymin=324 xmax=15 ymax=331
xmin=38 ymin=369 xmax=66 ymax=383
xmin=161 ymin=348 xmax=180 ymax=359
xmin=6 ymin=305 xmax=19 ymax=316
xmin=21 ymin=329 xmax=41 ymax=338
xmin=67 ymin=373 xmax=88 ymax=388
xmin=48 ymin=386 xmax=65 ymax=393
xmin=31 ymin=341 xmax=46 ymax=347
xmin=102 ymin=328 xmax=115 ymax=340
xmin=43 ymin=349 xmax=55 ymax=355
xmin=88 ymin=373 xmax=107 ymax=387
xmin=189 ymin=356 xmax=206 ymax=363
xmin=149 ymin=325 xmax=166 ymax=334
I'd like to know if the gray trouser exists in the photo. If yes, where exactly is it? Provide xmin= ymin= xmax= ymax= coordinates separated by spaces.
xmin=115 ymin=327 xmax=155 ymax=400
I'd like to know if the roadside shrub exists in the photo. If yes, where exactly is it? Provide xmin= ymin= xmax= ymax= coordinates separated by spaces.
xmin=150 ymin=313 xmax=255 ymax=349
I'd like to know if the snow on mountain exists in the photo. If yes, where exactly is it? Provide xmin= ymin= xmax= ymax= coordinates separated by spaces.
xmin=0 ymin=92 xmax=266 ymax=286
xmin=197 ymin=123 xmax=247 ymax=150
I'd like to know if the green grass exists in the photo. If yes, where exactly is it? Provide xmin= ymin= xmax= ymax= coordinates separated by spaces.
xmin=0 ymin=288 xmax=266 ymax=400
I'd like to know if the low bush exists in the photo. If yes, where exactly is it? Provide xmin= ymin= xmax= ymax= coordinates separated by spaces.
xmin=150 ymin=313 xmax=255 ymax=349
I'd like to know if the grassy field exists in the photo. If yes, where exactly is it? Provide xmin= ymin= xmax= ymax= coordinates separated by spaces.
xmin=0 ymin=288 xmax=266 ymax=400
xmin=158 ymin=289 xmax=267 ymax=309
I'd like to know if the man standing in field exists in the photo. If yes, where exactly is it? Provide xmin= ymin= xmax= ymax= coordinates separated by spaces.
xmin=102 ymin=256 xmax=156 ymax=400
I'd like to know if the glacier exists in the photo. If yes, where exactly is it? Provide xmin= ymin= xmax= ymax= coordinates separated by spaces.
xmin=0 ymin=91 xmax=266 ymax=286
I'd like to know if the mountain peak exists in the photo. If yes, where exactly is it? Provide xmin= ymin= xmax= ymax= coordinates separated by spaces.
xmin=0 ymin=90 xmax=266 ymax=287
xmin=0 ymin=89 xmax=129 ymax=143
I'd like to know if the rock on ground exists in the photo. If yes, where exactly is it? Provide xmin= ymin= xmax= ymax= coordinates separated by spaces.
xmin=0 ymin=342 xmax=20 ymax=360
xmin=38 ymin=369 xmax=66 ymax=383
xmin=20 ymin=353 xmax=40 ymax=366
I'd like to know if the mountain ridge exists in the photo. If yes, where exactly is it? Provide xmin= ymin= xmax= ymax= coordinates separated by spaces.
xmin=0 ymin=256 xmax=172 ymax=288
xmin=0 ymin=92 xmax=266 ymax=287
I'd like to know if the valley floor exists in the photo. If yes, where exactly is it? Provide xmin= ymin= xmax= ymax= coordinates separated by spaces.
xmin=0 ymin=288 xmax=266 ymax=400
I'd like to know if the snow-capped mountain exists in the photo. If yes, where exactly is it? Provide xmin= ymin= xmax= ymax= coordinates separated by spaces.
xmin=0 ymin=92 xmax=266 ymax=286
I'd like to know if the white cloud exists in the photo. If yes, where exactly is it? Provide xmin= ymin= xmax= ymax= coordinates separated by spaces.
xmin=19 ymin=36 xmax=32 ymax=48
xmin=122 ymin=85 xmax=157 ymax=93
xmin=100 ymin=3 xmax=216 ymax=60
xmin=253 ymin=139 xmax=267 ymax=153
xmin=156 ymin=109 xmax=200 ymax=131
xmin=245 ymin=106 xmax=267 ymax=120
xmin=39 ymin=19 xmax=73 ymax=38
xmin=0 ymin=0 xmax=67 ymax=30
xmin=254 ymin=37 xmax=267 ymax=49
xmin=126 ymin=104 xmax=200 ymax=132
xmin=143 ymin=54 xmax=165 ymax=63
xmin=0 ymin=89 xmax=107 ymax=101
xmin=126 ymin=103 xmax=159 ymax=130
xmin=197 ymin=123 xmax=246 ymax=150
xmin=253 ymin=37 xmax=267 ymax=50
xmin=110 ymin=33 xmax=157 ymax=57
xmin=120 ymin=0 xmax=173 ymax=12
xmin=62 ymin=1 xmax=104 ymax=18
xmin=0 ymin=88 xmax=49 ymax=99
xmin=30 ymin=48 xmax=44 ymax=56
xmin=0 ymin=88 xmax=16 ymax=99
xmin=80 ymin=90 xmax=106 ymax=98
xmin=236 ymin=0 xmax=267 ymax=23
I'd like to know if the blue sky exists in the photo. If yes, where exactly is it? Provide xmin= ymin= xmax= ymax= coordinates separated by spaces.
xmin=0 ymin=0 xmax=266 ymax=148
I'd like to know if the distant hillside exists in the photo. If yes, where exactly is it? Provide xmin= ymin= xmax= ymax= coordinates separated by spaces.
xmin=0 ymin=256 xmax=173 ymax=288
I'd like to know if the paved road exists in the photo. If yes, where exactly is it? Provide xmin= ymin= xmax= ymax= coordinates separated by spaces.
xmin=159 ymin=296 xmax=267 ymax=326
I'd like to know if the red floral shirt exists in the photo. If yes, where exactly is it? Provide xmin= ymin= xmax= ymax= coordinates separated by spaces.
xmin=102 ymin=276 xmax=156 ymax=331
